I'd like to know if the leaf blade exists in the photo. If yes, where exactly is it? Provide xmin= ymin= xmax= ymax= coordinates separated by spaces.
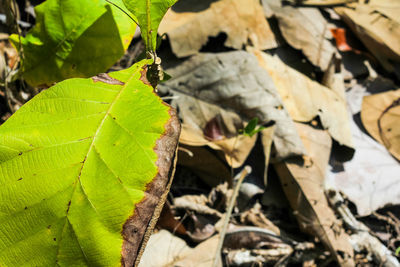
xmin=9 ymin=0 xmax=136 ymax=86
xmin=123 ymin=0 xmax=177 ymax=51
xmin=0 ymin=60 xmax=180 ymax=266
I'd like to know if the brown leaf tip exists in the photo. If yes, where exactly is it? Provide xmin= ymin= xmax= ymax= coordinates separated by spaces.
xmin=92 ymin=73 xmax=124 ymax=85
xmin=139 ymin=66 xmax=152 ymax=87
xmin=121 ymin=107 xmax=181 ymax=267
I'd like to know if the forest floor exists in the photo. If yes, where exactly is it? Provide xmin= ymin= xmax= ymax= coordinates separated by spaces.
xmin=1 ymin=0 xmax=400 ymax=266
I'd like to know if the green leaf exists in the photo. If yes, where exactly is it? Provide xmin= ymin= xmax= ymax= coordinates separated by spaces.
xmin=241 ymin=117 xmax=265 ymax=137
xmin=122 ymin=0 xmax=177 ymax=52
xmin=9 ymin=0 xmax=136 ymax=86
xmin=0 ymin=59 xmax=180 ymax=266
xmin=396 ymin=247 xmax=400 ymax=256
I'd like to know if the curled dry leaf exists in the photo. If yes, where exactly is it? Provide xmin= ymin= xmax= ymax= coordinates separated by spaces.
xmin=159 ymin=0 xmax=277 ymax=58
xmin=361 ymin=89 xmax=400 ymax=161
xmin=254 ymin=50 xmax=353 ymax=152
xmin=159 ymin=51 xmax=305 ymax=159
xmin=335 ymin=1 xmax=400 ymax=74
xmin=274 ymin=123 xmax=354 ymax=266
xmin=268 ymin=4 xmax=336 ymax=71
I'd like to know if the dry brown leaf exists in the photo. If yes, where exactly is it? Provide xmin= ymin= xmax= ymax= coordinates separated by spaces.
xmin=361 ymin=89 xmax=400 ymax=161
xmin=178 ymin=144 xmax=231 ymax=187
xmin=157 ymin=203 xmax=188 ymax=236
xmin=240 ymin=202 xmax=280 ymax=235
xmin=180 ymin=123 xmax=258 ymax=168
xmin=336 ymin=1 xmax=400 ymax=74
xmin=269 ymin=5 xmax=336 ymax=71
xmin=174 ymin=234 xmax=221 ymax=267
xmin=274 ymin=123 xmax=354 ymax=266
xmin=368 ymin=0 xmax=400 ymax=24
xmin=254 ymin=50 xmax=353 ymax=151
xmin=159 ymin=0 xmax=277 ymax=58
xmin=295 ymin=0 xmax=355 ymax=5
xmin=159 ymin=51 xmax=305 ymax=159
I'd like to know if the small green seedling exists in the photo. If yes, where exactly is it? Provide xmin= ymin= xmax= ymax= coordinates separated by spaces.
xmin=240 ymin=117 xmax=265 ymax=137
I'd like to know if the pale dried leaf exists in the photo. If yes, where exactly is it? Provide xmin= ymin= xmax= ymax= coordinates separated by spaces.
xmin=254 ymin=50 xmax=353 ymax=150
xmin=361 ymin=89 xmax=400 ymax=161
xmin=159 ymin=0 xmax=277 ymax=57
xmin=336 ymin=1 xmax=400 ymax=73
xmin=275 ymin=123 xmax=354 ymax=266
xmin=327 ymin=81 xmax=400 ymax=216
xmin=159 ymin=51 xmax=305 ymax=159
xmin=174 ymin=235 xmax=221 ymax=267
xmin=327 ymin=118 xmax=400 ymax=216
xmin=270 ymin=5 xmax=336 ymax=71
xmin=139 ymin=230 xmax=193 ymax=267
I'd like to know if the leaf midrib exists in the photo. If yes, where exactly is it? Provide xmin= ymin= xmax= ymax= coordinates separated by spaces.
xmin=146 ymin=0 xmax=151 ymax=49
xmin=54 ymin=67 xmax=141 ymax=265
xmin=24 ymin=4 xmax=105 ymax=75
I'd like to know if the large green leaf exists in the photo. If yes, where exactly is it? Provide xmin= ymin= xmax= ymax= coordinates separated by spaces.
xmin=9 ymin=0 xmax=136 ymax=86
xmin=122 ymin=0 xmax=177 ymax=52
xmin=0 ymin=59 xmax=180 ymax=266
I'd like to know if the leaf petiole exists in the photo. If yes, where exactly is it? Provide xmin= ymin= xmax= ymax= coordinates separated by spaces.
xmin=105 ymin=0 xmax=139 ymax=26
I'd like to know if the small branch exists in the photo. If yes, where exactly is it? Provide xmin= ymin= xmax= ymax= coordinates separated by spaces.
xmin=212 ymin=166 xmax=252 ymax=267
xmin=326 ymin=189 xmax=400 ymax=267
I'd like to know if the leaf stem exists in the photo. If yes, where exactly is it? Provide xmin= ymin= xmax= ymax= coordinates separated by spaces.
xmin=105 ymin=0 xmax=139 ymax=26
xmin=212 ymin=166 xmax=252 ymax=267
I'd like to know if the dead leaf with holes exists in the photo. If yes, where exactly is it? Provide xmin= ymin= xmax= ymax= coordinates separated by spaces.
xmin=336 ymin=0 xmax=400 ymax=75
xmin=254 ymin=50 xmax=353 ymax=154
xmin=159 ymin=0 xmax=277 ymax=58
xmin=274 ymin=123 xmax=354 ymax=267
xmin=361 ymin=89 xmax=400 ymax=161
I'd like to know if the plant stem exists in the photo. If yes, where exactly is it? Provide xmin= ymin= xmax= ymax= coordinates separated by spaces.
xmin=212 ymin=166 xmax=252 ymax=267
